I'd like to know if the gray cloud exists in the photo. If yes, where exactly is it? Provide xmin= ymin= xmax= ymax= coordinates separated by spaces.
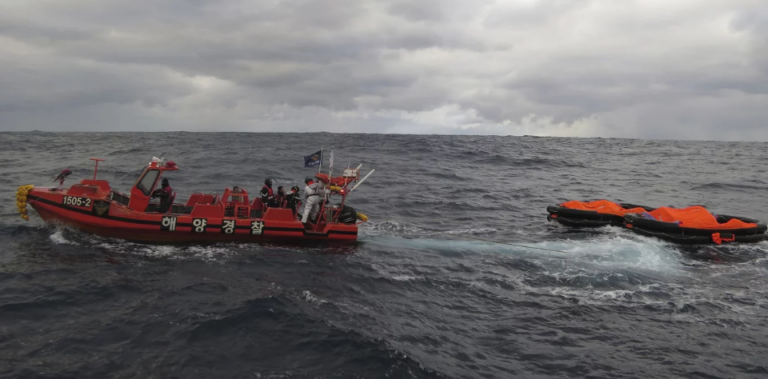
xmin=0 ymin=0 xmax=767 ymax=140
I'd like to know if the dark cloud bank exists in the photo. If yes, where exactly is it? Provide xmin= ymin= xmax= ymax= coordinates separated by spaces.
xmin=1 ymin=0 xmax=766 ymax=140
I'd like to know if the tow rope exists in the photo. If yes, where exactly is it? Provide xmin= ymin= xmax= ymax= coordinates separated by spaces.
xmin=369 ymin=221 xmax=572 ymax=254
xmin=461 ymin=235 xmax=571 ymax=254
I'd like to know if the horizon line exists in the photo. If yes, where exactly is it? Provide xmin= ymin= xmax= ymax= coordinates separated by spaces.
xmin=1 ymin=130 xmax=766 ymax=143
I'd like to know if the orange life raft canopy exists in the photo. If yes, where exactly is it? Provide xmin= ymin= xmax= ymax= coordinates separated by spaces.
xmin=560 ymin=200 xmax=651 ymax=217
xmin=547 ymin=200 xmax=655 ymax=227
xmin=643 ymin=206 xmax=756 ymax=230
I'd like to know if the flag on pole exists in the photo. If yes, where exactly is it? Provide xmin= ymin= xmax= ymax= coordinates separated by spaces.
xmin=304 ymin=150 xmax=322 ymax=168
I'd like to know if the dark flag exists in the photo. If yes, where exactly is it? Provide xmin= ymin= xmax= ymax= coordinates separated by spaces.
xmin=304 ymin=150 xmax=322 ymax=168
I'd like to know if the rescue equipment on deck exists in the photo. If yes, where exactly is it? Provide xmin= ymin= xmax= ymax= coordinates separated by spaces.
xmin=547 ymin=200 xmax=654 ymax=227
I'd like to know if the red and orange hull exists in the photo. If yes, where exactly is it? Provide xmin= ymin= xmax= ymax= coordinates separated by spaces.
xmin=27 ymin=189 xmax=358 ymax=244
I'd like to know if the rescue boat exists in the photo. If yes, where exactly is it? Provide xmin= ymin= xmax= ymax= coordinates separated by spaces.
xmin=547 ymin=200 xmax=655 ymax=227
xmin=624 ymin=206 xmax=768 ymax=245
xmin=15 ymin=157 xmax=373 ymax=243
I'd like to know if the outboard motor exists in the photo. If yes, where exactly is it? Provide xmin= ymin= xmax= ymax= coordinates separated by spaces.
xmin=338 ymin=205 xmax=358 ymax=224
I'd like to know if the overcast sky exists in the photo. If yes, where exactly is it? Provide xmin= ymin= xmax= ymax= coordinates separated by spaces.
xmin=1 ymin=0 xmax=766 ymax=140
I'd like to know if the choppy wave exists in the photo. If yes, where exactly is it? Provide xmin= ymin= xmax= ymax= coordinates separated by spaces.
xmin=691 ymin=182 xmax=767 ymax=192
xmin=1 ymin=132 xmax=767 ymax=378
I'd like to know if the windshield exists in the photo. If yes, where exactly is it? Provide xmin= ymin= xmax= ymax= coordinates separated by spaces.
xmin=136 ymin=170 xmax=160 ymax=196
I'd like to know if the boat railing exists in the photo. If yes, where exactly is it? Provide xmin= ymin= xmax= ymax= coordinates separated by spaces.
xmin=185 ymin=193 xmax=217 ymax=207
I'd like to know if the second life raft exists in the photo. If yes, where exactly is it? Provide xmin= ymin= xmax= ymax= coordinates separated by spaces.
xmin=624 ymin=206 xmax=768 ymax=245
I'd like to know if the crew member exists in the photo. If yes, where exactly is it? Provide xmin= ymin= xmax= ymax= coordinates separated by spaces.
xmin=231 ymin=186 xmax=245 ymax=203
xmin=301 ymin=177 xmax=325 ymax=224
xmin=286 ymin=185 xmax=301 ymax=218
xmin=54 ymin=169 xmax=72 ymax=186
xmin=151 ymin=178 xmax=175 ymax=213
xmin=261 ymin=178 xmax=276 ymax=207
xmin=275 ymin=186 xmax=286 ymax=207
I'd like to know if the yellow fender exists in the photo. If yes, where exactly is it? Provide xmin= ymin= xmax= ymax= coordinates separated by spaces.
xmin=14 ymin=185 xmax=34 ymax=221
xmin=356 ymin=212 xmax=368 ymax=222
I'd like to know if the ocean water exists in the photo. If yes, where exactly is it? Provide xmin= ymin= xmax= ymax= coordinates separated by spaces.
xmin=1 ymin=132 xmax=767 ymax=378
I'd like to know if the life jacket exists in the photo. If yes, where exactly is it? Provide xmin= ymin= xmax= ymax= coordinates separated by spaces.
xmin=261 ymin=185 xmax=274 ymax=198
xmin=231 ymin=191 xmax=244 ymax=203
xmin=261 ymin=185 xmax=276 ymax=207
xmin=153 ymin=185 xmax=173 ymax=201
xmin=158 ymin=186 xmax=175 ymax=213
xmin=286 ymin=192 xmax=300 ymax=206
xmin=278 ymin=196 xmax=287 ymax=207
xmin=285 ymin=192 xmax=301 ymax=217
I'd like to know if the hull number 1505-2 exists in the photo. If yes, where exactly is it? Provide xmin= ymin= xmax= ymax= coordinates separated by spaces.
xmin=62 ymin=196 xmax=92 ymax=207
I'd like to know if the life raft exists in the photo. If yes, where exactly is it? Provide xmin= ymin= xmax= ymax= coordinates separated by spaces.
xmin=547 ymin=200 xmax=655 ymax=227
xmin=624 ymin=206 xmax=768 ymax=244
